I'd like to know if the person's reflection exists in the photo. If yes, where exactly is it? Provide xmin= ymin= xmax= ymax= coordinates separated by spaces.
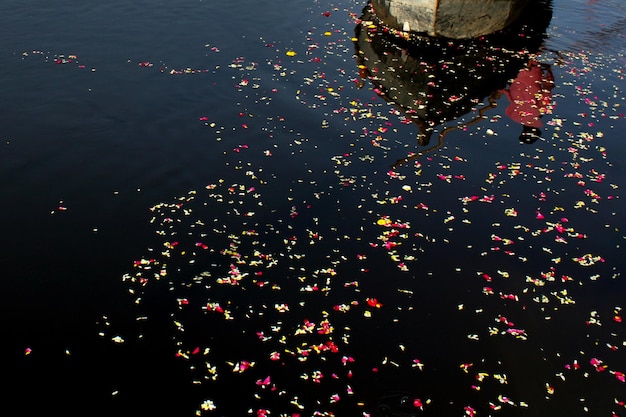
xmin=496 ymin=57 xmax=555 ymax=144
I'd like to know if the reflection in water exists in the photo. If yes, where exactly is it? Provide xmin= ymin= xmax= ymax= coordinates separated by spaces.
xmin=353 ymin=0 xmax=554 ymax=167
xmin=496 ymin=58 xmax=555 ymax=144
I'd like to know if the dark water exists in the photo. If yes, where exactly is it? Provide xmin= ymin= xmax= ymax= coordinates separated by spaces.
xmin=1 ymin=0 xmax=624 ymax=416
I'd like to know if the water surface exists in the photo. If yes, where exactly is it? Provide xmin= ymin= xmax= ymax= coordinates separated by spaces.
xmin=1 ymin=0 xmax=624 ymax=416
